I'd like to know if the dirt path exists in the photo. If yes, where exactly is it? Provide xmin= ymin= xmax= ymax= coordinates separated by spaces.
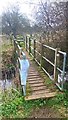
xmin=29 ymin=107 xmax=64 ymax=118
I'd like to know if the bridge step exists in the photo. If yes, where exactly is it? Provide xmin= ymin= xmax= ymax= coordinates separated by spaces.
xmin=29 ymin=71 xmax=38 ymax=73
xmin=28 ymin=76 xmax=40 ymax=79
xmin=25 ymin=92 xmax=56 ymax=100
xmin=28 ymin=73 xmax=39 ymax=76
xmin=29 ymin=70 xmax=38 ymax=72
xmin=32 ymin=89 xmax=50 ymax=95
xmin=29 ymin=83 xmax=44 ymax=87
xmin=28 ymin=80 xmax=43 ymax=84
xmin=28 ymin=75 xmax=39 ymax=78
xmin=28 ymin=77 xmax=42 ymax=81
xmin=32 ymin=86 xmax=46 ymax=91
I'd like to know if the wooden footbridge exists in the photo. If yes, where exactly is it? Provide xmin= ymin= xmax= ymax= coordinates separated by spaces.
xmin=14 ymin=36 xmax=67 ymax=100
xmin=24 ymin=51 xmax=56 ymax=100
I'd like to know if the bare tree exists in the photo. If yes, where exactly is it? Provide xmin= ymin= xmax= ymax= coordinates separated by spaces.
xmin=35 ymin=1 xmax=66 ymax=46
xmin=2 ymin=4 xmax=30 ymax=38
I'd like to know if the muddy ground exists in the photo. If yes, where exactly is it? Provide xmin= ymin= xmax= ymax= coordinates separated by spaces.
xmin=29 ymin=107 xmax=65 ymax=118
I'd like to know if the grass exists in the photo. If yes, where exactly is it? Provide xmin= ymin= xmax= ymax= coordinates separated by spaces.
xmin=1 ymin=88 xmax=68 ymax=118
xmin=2 ymin=89 xmax=48 ymax=118
xmin=18 ymin=42 xmax=25 ymax=48
xmin=2 ymin=43 xmax=13 ymax=53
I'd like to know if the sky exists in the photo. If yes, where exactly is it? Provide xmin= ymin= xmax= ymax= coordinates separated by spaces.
xmin=0 ymin=0 xmax=42 ymax=24
xmin=0 ymin=0 xmax=67 ymax=14
xmin=0 ymin=0 xmax=40 ymax=15
xmin=0 ymin=0 xmax=38 ymax=23
xmin=0 ymin=0 xmax=67 ymax=22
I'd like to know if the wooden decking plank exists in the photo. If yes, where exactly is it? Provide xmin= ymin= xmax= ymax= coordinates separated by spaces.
xmin=28 ymin=74 xmax=39 ymax=76
xmin=28 ymin=71 xmax=39 ymax=73
xmin=28 ymin=78 xmax=42 ymax=82
xmin=32 ymin=89 xmax=50 ymax=95
xmin=30 ymin=83 xmax=44 ymax=87
xmin=32 ymin=86 xmax=46 ymax=91
xmin=28 ymin=79 xmax=42 ymax=82
xmin=28 ymin=75 xmax=40 ymax=77
xmin=28 ymin=80 xmax=43 ymax=84
xmin=28 ymin=77 xmax=42 ymax=80
xmin=28 ymin=76 xmax=40 ymax=79
xmin=25 ymin=92 xmax=56 ymax=100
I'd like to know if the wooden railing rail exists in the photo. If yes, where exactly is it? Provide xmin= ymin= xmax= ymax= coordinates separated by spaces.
xmin=25 ymin=35 xmax=67 ymax=91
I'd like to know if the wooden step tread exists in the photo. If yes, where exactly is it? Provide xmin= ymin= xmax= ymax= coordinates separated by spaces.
xmin=32 ymin=89 xmax=50 ymax=95
xmin=28 ymin=76 xmax=40 ymax=79
xmin=32 ymin=86 xmax=46 ymax=91
xmin=29 ymin=68 xmax=35 ymax=70
xmin=28 ymin=78 xmax=42 ymax=82
xmin=28 ymin=74 xmax=39 ymax=76
xmin=29 ymin=69 xmax=36 ymax=71
xmin=25 ymin=92 xmax=56 ymax=100
xmin=28 ymin=77 xmax=42 ymax=80
xmin=30 ymin=83 xmax=44 ymax=87
xmin=28 ymin=80 xmax=43 ymax=84
xmin=29 ymin=72 xmax=39 ymax=74
xmin=28 ymin=75 xmax=39 ymax=77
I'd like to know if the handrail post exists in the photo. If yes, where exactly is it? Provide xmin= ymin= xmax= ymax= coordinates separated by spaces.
xmin=40 ymin=42 xmax=44 ymax=68
xmin=25 ymin=36 xmax=27 ymax=51
xmin=61 ymin=53 xmax=66 ymax=89
xmin=14 ymin=40 xmax=16 ymax=51
xmin=16 ymin=41 xmax=18 ymax=52
xmin=57 ymin=48 xmax=60 ymax=68
xmin=34 ymin=39 xmax=36 ymax=60
xmin=29 ymin=37 xmax=31 ymax=55
xmin=54 ymin=48 xmax=58 ymax=81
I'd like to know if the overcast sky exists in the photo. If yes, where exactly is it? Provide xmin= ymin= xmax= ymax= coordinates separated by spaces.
xmin=0 ymin=0 xmax=40 ymax=15
xmin=0 ymin=0 xmax=67 ymax=14
xmin=0 ymin=0 xmax=67 ymax=22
